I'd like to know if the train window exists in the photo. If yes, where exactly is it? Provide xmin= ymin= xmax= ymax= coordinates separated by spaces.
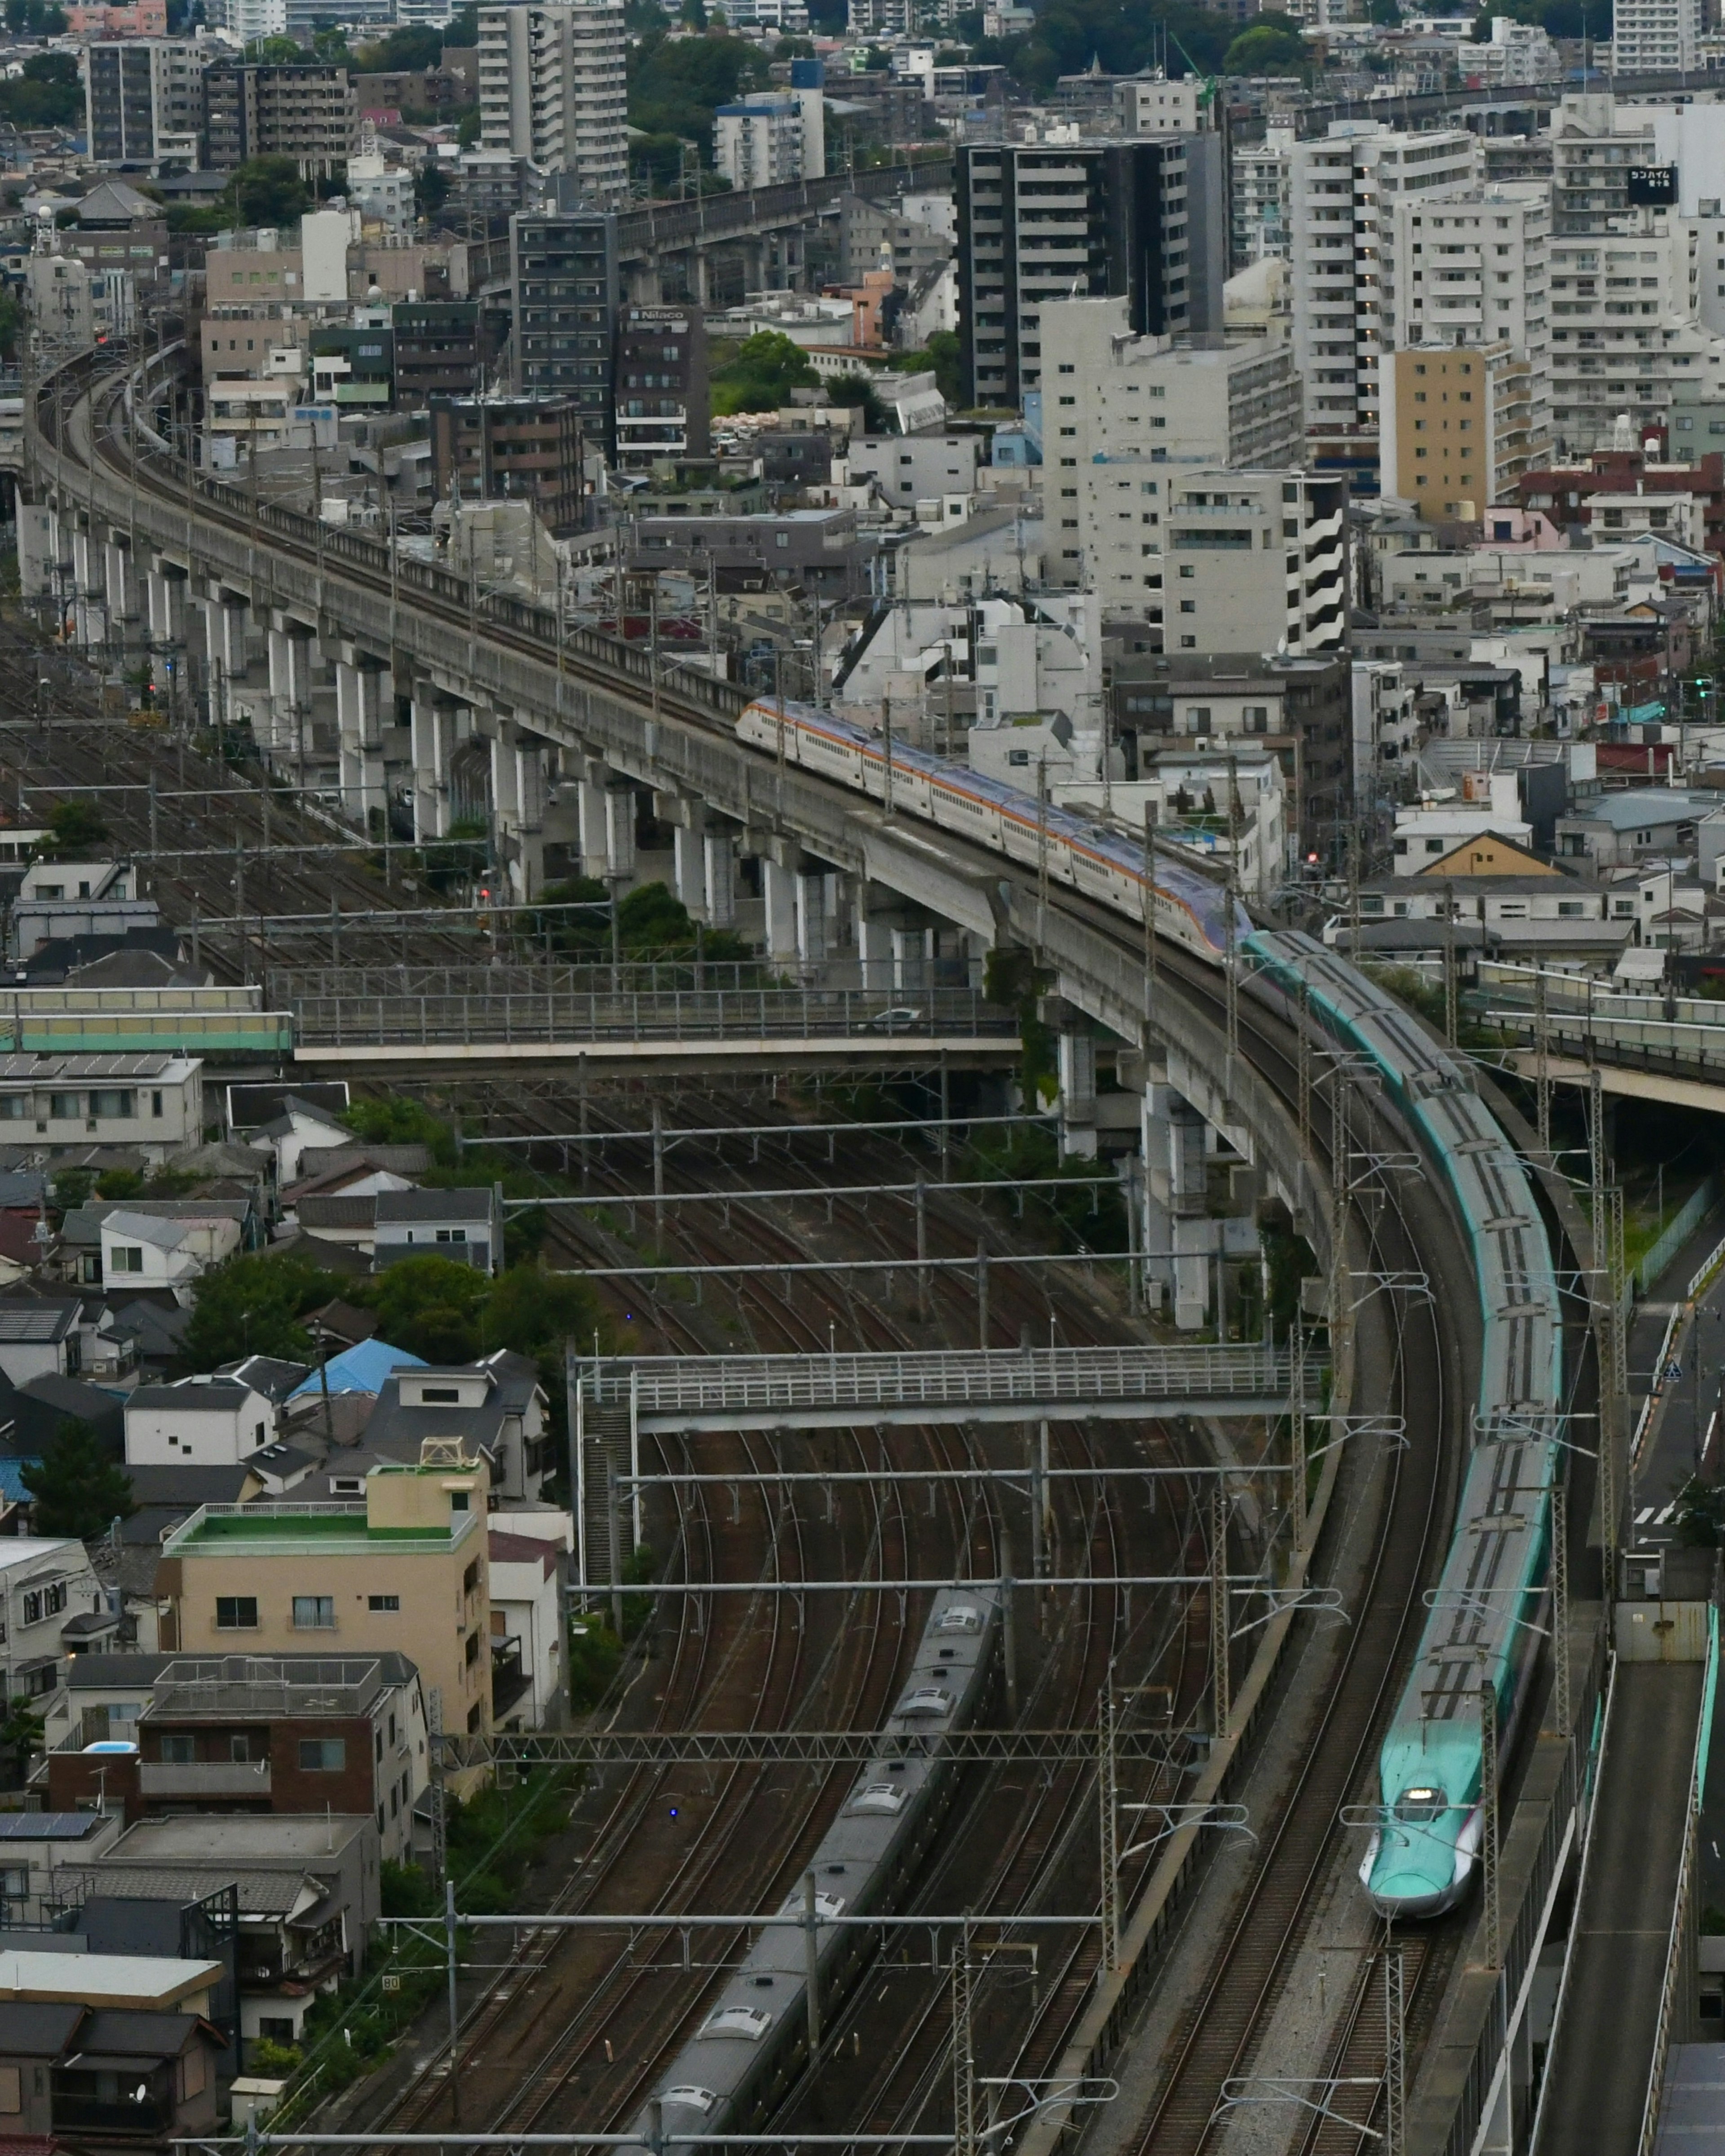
xmin=902 ymin=1687 xmax=954 ymax=1716
xmin=1393 ymin=1785 xmax=1447 ymax=1822
xmin=851 ymin=1784 xmax=906 ymax=1814
xmin=663 ymin=2090 xmax=717 ymax=2113
xmin=936 ymin=1605 xmax=981 ymax=1631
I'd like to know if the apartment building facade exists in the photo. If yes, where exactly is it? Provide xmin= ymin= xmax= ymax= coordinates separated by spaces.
xmin=1230 ymin=125 xmax=1294 ymax=272
xmin=511 ymin=200 xmax=620 ymax=448
xmin=85 ymin=40 xmax=206 ymax=172
xmin=613 ymin=302 xmax=709 ymax=468
xmin=1288 ymin=122 xmax=1479 ymax=465
xmin=477 ymin=0 xmax=627 ymax=196
xmin=956 ymin=135 xmax=1225 ymax=409
xmin=203 ymin=63 xmax=357 ymax=174
xmin=1380 ymin=343 xmax=1544 ymax=518
xmin=155 ymin=1447 xmax=494 ymax=1764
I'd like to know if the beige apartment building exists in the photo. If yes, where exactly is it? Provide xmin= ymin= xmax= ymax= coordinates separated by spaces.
xmin=1380 ymin=343 xmax=1542 ymax=522
xmin=155 ymin=1443 xmax=491 ymax=1782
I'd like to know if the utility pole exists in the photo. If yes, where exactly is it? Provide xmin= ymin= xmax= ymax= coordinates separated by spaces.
xmin=1443 ymin=878 xmax=1459 ymax=1046
xmin=1384 ymin=1944 xmax=1406 ymax=2156
xmin=1552 ymin=1480 xmax=1571 ymax=1742
xmin=1097 ymin=1681 xmax=1119 ymax=1976
xmin=1535 ymin=962 xmax=1552 ymax=1158
xmin=1211 ymin=1483 xmax=1231 ymax=1744
xmin=1479 ymin=1677 xmax=1500 ymax=1970
xmin=951 ymin=1915 xmax=977 ymax=2156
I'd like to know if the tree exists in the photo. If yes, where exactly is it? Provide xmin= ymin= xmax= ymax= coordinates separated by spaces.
xmin=1221 ymin=20 xmax=1306 ymax=68
xmin=442 ymin=4 xmax=479 ymax=44
xmin=827 ymin=371 xmax=891 ymax=434
xmin=710 ymin=328 xmax=819 ymax=414
xmin=364 ymin=1254 xmax=488 ymax=1364
xmin=234 ymin=155 xmax=311 ymax=227
xmin=1368 ymin=0 xmax=1401 ymax=21
xmin=456 ymin=106 xmax=482 ymax=145
xmin=486 ymin=1266 xmax=603 ymax=1372
xmin=354 ymin=22 xmax=443 ymax=69
xmin=22 ymin=1420 xmax=134 ymax=1541
xmin=628 ymin=26 xmax=771 ymax=155
xmin=181 ymin=1252 xmax=335 ymax=1372
xmin=0 ymin=1697 xmax=43 ymax=1787
xmin=417 ymin=161 xmax=453 ymax=217
xmin=342 ymin=1095 xmax=456 ymax=1165
xmin=249 ymin=32 xmax=305 ymax=58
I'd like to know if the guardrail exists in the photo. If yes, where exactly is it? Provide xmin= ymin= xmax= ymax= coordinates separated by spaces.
xmin=293 ymin=987 xmax=1017 ymax=1049
xmin=1638 ymin=1602 xmax=1719 ymax=2156
xmin=1637 ymin=1178 xmax=1720 ymax=1293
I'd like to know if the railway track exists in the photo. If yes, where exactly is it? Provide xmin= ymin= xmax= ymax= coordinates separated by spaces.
xmin=33 ymin=356 xmax=1499 ymax=2156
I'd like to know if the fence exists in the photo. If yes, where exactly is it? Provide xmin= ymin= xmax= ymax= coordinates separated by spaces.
xmin=1637 ymin=1178 xmax=1721 ymax=1294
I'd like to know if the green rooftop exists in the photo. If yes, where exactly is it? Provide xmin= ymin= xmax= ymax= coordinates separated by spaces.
xmin=167 ymin=1505 xmax=475 ymax=1557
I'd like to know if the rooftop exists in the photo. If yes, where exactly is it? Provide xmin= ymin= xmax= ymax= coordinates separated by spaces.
xmin=164 ymin=1500 xmax=475 ymax=1557
xmin=94 ymin=1814 xmax=373 ymax=1865
xmin=0 ymin=1952 xmax=222 ymax=2010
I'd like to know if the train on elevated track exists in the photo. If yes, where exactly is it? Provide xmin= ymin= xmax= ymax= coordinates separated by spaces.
xmin=739 ymin=697 xmax=1566 ymax=1924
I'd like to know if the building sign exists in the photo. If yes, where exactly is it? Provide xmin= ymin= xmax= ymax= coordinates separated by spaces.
xmin=1627 ymin=164 xmax=1678 ymax=206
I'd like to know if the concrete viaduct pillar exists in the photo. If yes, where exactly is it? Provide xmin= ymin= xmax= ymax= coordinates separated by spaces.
xmin=103 ymin=532 xmax=140 ymax=649
xmin=336 ymin=656 xmax=388 ymax=832
xmin=490 ymin=723 xmax=547 ymax=900
xmin=266 ymin=622 xmax=316 ymax=770
xmin=411 ymin=686 xmax=459 ymax=841
xmin=761 ymin=843 xmax=801 ymax=970
xmin=703 ymin=825 xmax=736 ymax=926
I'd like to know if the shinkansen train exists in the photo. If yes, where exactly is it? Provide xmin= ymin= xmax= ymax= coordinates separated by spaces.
xmin=735 ymin=697 xmax=1252 ymax=964
xmin=622 ymin=1587 xmax=1000 ymax=2151
xmin=1250 ymin=933 xmax=1563 ymax=1920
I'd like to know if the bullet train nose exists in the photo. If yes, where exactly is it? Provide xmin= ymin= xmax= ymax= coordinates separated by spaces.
xmin=1369 ymin=1871 xmax=1460 ymax=1919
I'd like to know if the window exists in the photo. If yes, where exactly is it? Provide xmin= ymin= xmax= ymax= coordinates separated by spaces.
xmin=465 ymin=1631 xmax=481 ymax=1665
xmin=434 ymin=1229 xmax=467 ymax=1245
xmin=0 ymin=1098 xmax=26 ymax=1120
xmin=215 ymin=1594 xmax=258 ymax=1629
xmin=20 ymin=1591 xmax=40 ymax=1625
xmin=43 ymin=1583 xmax=64 ymax=1617
xmin=258 ymin=2019 xmax=296 ymax=2042
xmin=47 ymin=1093 xmax=79 ymax=1120
xmin=292 ymin=1595 xmax=336 ymax=1629
xmin=158 ymin=1734 xmax=195 ymax=1763
xmin=88 ymin=1089 xmax=134 ymax=1119
xmin=775 ymin=532 xmax=789 ymax=549
xmin=451 ymin=1489 xmax=469 ymax=1512
xmin=110 ymin=1247 xmax=144 ymax=1274
xmin=369 ymin=1594 xmax=401 ymax=1611
xmin=299 ymin=1738 xmax=346 ymax=1771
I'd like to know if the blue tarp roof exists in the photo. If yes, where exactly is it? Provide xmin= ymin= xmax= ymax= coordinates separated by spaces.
xmin=288 ymin=1338 xmax=425 ymax=1399
xmin=0 ymin=1460 xmax=39 ymax=1503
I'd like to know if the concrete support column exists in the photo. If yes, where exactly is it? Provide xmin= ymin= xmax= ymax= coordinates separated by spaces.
xmin=513 ymin=736 xmax=545 ymax=900
xmin=603 ymin=782 xmax=637 ymax=881
xmin=1057 ymin=1027 xmax=1097 ymax=1160
xmin=411 ymin=686 xmax=454 ymax=841
xmin=336 ymin=658 xmax=387 ymax=829
xmin=703 ymin=827 xmax=736 ymax=926
xmin=574 ymin=759 xmax=608 ymax=876
xmin=795 ymin=868 xmax=830 ymax=968
xmin=891 ymin=924 xmax=932 ymax=993
xmin=672 ymin=802 xmax=708 ymax=919
xmin=855 ymin=896 xmax=893 ymax=994
xmin=762 ymin=853 xmax=800 ymax=968
xmin=145 ymin=566 xmax=172 ymax=647
xmin=103 ymin=535 xmax=137 ymax=640
xmin=71 ymin=528 xmax=104 ymax=650
xmin=266 ymin=624 xmax=314 ymax=770
xmin=491 ymin=724 xmax=522 ymax=879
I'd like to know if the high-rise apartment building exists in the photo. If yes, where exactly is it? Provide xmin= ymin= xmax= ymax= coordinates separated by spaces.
xmin=202 ymin=62 xmax=357 ymax=174
xmin=956 ymin=137 xmax=1225 ymax=410
xmin=1230 ymin=125 xmax=1293 ymax=272
xmin=1288 ymin=123 xmax=1479 ymax=466
xmin=510 ymin=199 xmax=620 ymax=450
xmin=1380 ymin=344 xmax=1545 ymax=518
xmin=714 ymin=68 xmax=823 ymax=190
xmin=1039 ymin=295 xmax=1303 ymax=598
xmin=477 ymin=1 xmax=627 ymax=197
xmin=85 ymin=39 xmax=206 ymax=171
xmin=1542 ymin=95 xmax=1725 ymax=453
xmin=1612 ymin=0 xmax=1703 ymax=75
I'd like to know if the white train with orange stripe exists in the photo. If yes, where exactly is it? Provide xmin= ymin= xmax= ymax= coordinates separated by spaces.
xmin=736 ymin=698 xmax=1249 ymax=963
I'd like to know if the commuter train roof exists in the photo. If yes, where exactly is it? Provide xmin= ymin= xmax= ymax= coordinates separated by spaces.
xmin=742 ymin=696 xmax=1252 ymax=956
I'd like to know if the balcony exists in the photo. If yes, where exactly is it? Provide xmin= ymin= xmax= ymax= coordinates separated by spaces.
xmin=140 ymin=1758 xmax=271 ymax=1797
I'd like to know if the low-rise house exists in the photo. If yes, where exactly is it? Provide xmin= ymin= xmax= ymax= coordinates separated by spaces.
xmin=0 ymin=1056 xmax=203 ymax=1165
xmin=244 ymin=1098 xmax=358 ymax=1187
xmin=98 ymin=1209 xmax=246 ymax=1303
xmin=0 ymin=1997 xmax=227 ymax=2149
xmin=0 ymin=1537 xmax=107 ymax=1709
xmin=374 ymin=1188 xmax=504 ymax=1275
xmin=0 ymin=1812 xmax=124 ymax=1924
xmin=49 ymin=1653 xmax=425 ymax=1863
xmin=364 ymin=1354 xmax=553 ymax=1501
xmin=43 ymin=1653 xmax=172 ymax=1757
xmin=1556 ymin=788 xmax=1703 ymax=870
xmin=487 ymin=1525 xmax=566 ymax=1730
xmin=62 ymin=1814 xmax=380 ymax=2061
xmin=124 ymin=1377 xmax=276 ymax=1470
xmin=155 ymin=1443 xmax=494 ymax=1768
xmin=0 ymin=1298 xmax=85 ymax=1386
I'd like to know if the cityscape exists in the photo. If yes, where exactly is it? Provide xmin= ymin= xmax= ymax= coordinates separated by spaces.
xmin=0 ymin=1 xmax=1716 ymax=2154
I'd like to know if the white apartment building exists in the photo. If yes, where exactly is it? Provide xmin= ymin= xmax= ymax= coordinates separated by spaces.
xmin=1289 ymin=124 xmax=1480 ymax=456
xmin=1474 ymin=15 xmax=1561 ymax=82
xmin=1070 ymin=465 xmax=1349 ymax=655
xmin=713 ymin=85 xmax=823 ymax=190
xmin=1391 ymin=182 xmax=1550 ymax=367
xmin=1040 ymin=296 xmax=1304 ymax=598
xmin=1114 ymin=75 xmax=1201 ymax=136
xmin=477 ymin=0 xmax=627 ymax=196
xmin=1612 ymin=0 xmax=1703 ymax=75
xmin=1231 ymin=125 xmax=1293 ymax=271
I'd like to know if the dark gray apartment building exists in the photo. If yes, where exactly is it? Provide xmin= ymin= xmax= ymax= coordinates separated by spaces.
xmin=956 ymin=136 xmax=1225 ymax=409
xmin=510 ymin=195 xmax=620 ymax=456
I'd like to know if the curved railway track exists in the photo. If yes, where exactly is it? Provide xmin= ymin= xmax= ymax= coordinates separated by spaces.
xmin=28 ymin=356 xmax=1503 ymax=2156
